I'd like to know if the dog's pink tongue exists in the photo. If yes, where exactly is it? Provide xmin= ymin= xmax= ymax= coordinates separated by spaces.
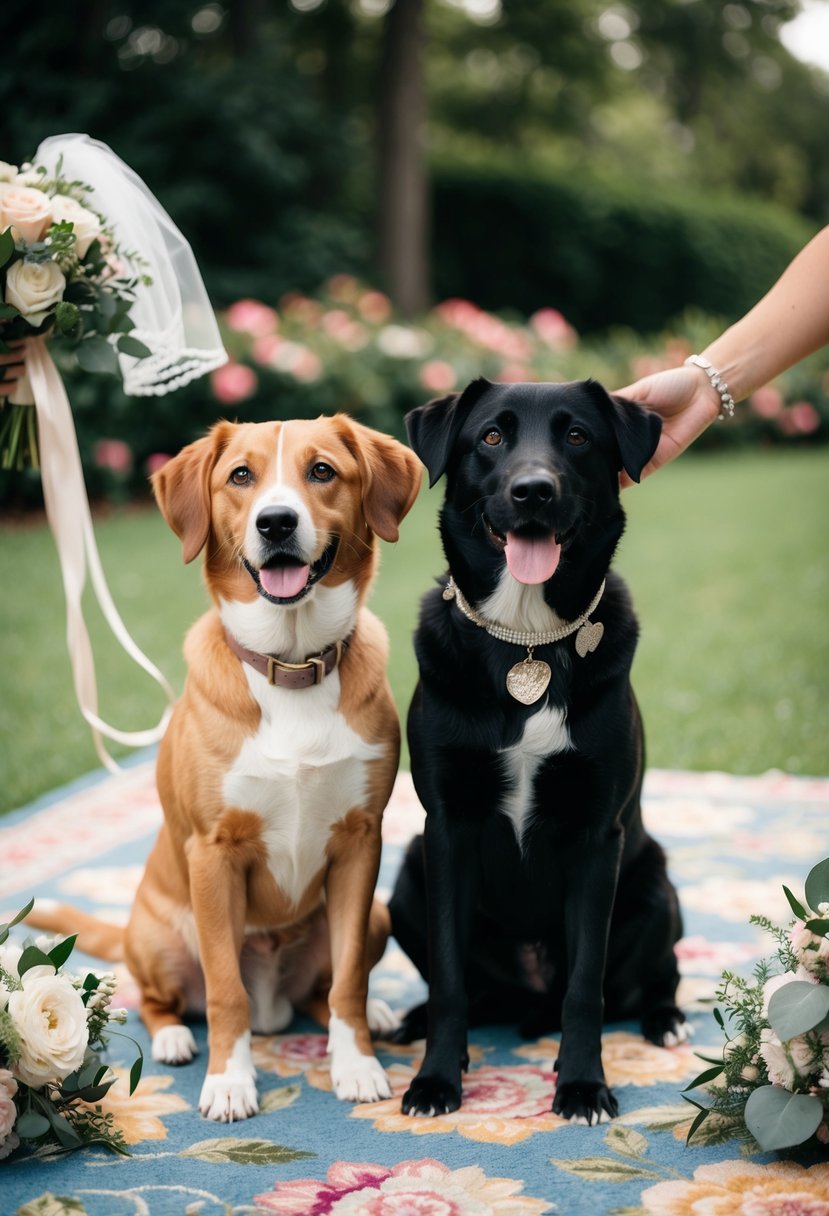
xmin=259 ymin=563 xmax=311 ymax=599
xmin=505 ymin=532 xmax=561 ymax=584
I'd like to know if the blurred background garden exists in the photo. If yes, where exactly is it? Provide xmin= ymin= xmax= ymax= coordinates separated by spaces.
xmin=1 ymin=0 xmax=827 ymax=811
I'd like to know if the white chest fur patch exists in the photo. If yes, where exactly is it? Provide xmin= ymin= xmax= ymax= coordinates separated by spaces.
xmin=499 ymin=706 xmax=571 ymax=849
xmin=223 ymin=668 xmax=384 ymax=908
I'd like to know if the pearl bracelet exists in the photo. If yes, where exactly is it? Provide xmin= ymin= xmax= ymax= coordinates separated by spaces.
xmin=684 ymin=354 xmax=735 ymax=420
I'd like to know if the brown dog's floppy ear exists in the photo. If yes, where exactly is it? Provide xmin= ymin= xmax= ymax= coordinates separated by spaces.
xmin=405 ymin=377 xmax=492 ymax=486
xmin=338 ymin=418 xmax=423 ymax=543
xmin=584 ymin=380 xmax=662 ymax=485
xmin=151 ymin=422 xmax=234 ymax=563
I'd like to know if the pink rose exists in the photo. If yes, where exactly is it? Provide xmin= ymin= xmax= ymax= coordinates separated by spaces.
xmin=0 ymin=185 xmax=52 ymax=244
xmin=419 ymin=360 xmax=457 ymax=393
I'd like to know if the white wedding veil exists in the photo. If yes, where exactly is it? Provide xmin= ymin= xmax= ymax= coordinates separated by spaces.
xmin=35 ymin=132 xmax=227 ymax=394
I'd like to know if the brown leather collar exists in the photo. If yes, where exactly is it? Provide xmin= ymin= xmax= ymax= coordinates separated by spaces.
xmin=224 ymin=630 xmax=348 ymax=689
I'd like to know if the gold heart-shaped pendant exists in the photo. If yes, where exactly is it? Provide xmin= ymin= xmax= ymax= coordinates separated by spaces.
xmin=575 ymin=620 xmax=604 ymax=658
xmin=506 ymin=658 xmax=552 ymax=705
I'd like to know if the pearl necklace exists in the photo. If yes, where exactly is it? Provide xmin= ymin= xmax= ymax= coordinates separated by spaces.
xmin=442 ymin=576 xmax=606 ymax=704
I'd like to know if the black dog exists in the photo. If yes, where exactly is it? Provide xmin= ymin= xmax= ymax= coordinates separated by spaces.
xmin=388 ymin=377 xmax=685 ymax=1125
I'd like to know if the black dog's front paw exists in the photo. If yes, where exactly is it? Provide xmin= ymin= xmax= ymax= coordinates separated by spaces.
xmin=402 ymin=1074 xmax=461 ymax=1117
xmin=642 ymin=1007 xmax=689 ymax=1048
xmin=553 ymin=1080 xmax=618 ymax=1125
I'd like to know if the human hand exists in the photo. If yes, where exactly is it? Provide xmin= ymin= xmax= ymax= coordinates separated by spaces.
xmin=615 ymin=364 xmax=721 ymax=487
xmin=0 ymin=339 xmax=26 ymax=400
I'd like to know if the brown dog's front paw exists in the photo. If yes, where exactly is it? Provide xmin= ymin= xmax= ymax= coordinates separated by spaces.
xmin=553 ymin=1080 xmax=618 ymax=1125
xmin=402 ymin=1074 xmax=461 ymax=1117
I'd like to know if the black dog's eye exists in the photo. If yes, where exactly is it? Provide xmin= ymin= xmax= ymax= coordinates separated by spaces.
xmin=482 ymin=428 xmax=502 ymax=447
xmin=566 ymin=428 xmax=588 ymax=447
xmin=310 ymin=462 xmax=336 ymax=483
xmin=229 ymin=466 xmax=253 ymax=486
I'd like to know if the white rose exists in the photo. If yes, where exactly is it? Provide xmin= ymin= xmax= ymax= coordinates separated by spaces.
xmin=0 ymin=1069 xmax=18 ymax=1158
xmin=0 ymin=185 xmax=52 ymax=244
xmin=759 ymin=1028 xmax=796 ymax=1088
xmin=49 ymin=194 xmax=102 ymax=258
xmin=5 ymin=259 xmax=66 ymax=327
xmin=0 ymin=162 xmax=19 ymax=183
xmin=7 ymin=973 xmax=89 ymax=1087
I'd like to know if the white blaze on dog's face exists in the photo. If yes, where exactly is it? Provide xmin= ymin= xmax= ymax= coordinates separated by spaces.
xmin=152 ymin=415 xmax=422 ymax=653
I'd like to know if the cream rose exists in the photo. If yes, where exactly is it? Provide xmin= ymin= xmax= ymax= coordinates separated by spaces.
xmin=0 ymin=185 xmax=52 ymax=244
xmin=5 ymin=258 xmax=66 ymax=327
xmin=49 ymin=194 xmax=102 ymax=258
xmin=7 ymin=973 xmax=89 ymax=1087
xmin=0 ymin=1069 xmax=18 ymax=1159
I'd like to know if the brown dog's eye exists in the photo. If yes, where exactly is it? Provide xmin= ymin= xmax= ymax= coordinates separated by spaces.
xmin=483 ymin=428 xmax=502 ymax=446
xmin=566 ymin=428 xmax=588 ymax=447
xmin=230 ymin=466 xmax=252 ymax=486
xmin=310 ymin=462 xmax=336 ymax=483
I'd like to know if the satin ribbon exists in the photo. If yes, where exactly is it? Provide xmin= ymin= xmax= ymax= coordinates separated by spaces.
xmin=26 ymin=336 xmax=175 ymax=772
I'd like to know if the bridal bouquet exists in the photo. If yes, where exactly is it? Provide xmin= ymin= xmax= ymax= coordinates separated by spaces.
xmin=0 ymin=901 xmax=142 ymax=1159
xmin=0 ymin=154 xmax=151 ymax=470
xmin=686 ymin=857 xmax=829 ymax=1151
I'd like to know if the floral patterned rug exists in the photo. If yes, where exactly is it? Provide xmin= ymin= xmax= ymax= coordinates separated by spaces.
xmin=2 ymin=759 xmax=828 ymax=1215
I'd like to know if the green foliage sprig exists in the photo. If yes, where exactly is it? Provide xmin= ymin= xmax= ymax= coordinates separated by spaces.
xmin=685 ymin=857 xmax=829 ymax=1153
xmin=0 ymin=899 xmax=143 ymax=1160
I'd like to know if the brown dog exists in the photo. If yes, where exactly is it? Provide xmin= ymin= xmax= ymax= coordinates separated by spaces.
xmin=29 ymin=415 xmax=421 ymax=1121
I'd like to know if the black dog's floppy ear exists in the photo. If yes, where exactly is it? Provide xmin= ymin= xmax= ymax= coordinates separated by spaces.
xmin=584 ymin=380 xmax=662 ymax=484
xmin=405 ymin=377 xmax=492 ymax=487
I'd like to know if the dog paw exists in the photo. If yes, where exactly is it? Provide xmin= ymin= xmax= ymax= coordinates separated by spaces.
xmin=331 ymin=1053 xmax=391 ymax=1103
xmin=367 ymin=997 xmax=401 ymax=1038
xmin=199 ymin=1070 xmax=259 ymax=1122
xmin=642 ymin=1008 xmax=690 ymax=1048
xmin=152 ymin=1024 xmax=198 ymax=1064
xmin=553 ymin=1080 xmax=618 ymax=1125
xmin=401 ymin=1074 xmax=461 ymax=1118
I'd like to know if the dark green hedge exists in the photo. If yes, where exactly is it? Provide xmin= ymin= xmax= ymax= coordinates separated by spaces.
xmin=430 ymin=156 xmax=816 ymax=334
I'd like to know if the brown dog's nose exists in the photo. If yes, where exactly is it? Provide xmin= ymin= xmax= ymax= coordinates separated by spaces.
xmin=510 ymin=474 xmax=556 ymax=512
xmin=256 ymin=506 xmax=299 ymax=542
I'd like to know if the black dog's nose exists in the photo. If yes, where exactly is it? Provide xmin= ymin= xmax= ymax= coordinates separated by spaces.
xmin=256 ymin=506 xmax=299 ymax=542
xmin=510 ymin=474 xmax=557 ymax=511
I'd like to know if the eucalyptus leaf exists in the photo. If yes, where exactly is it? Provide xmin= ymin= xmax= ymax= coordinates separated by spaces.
xmin=47 ymin=935 xmax=77 ymax=970
xmin=0 ymin=897 xmax=35 ymax=944
xmin=18 ymin=945 xmax=57 ymax=976
xmin=783 ymin=885 xmax=809 ymax=920
xmin=744 ymin=1085 xmax=823 ymax=1150
xmin=116 ymin=334 xmax=152 ymax=359
xmin=0 ymin=225 xmax=15 ymax=267
xmin=768 ymin=980 xmax=829 ymax=1040
xmin=683 ymin=1063 xmax=724 ymax=1091
xmin=805 ymin=857 xmax=829 ymax=911
xmin=804 ymin=918 xmax=829 ymax=936
xmin=15 ymin=1112 xmax=51 ymax=1139
xmin=76 ymin=336 xmax=118 ymax=376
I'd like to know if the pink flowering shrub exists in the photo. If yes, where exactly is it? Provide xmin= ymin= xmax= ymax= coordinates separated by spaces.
xmin=215 ymin=279 xmax=829 ymax=451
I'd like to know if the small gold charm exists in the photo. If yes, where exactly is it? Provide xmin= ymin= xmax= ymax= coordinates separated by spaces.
xmin=575 ymin=620 xmax=604 ymax=658
xmin=506 ymin=648 xmax=552 ymax=705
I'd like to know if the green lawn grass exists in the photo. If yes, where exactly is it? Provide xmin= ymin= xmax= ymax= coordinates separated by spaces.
xmin=1 ymin=448 xmax=827 ymax=814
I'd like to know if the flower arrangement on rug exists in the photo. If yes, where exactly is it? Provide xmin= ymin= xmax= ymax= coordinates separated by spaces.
xmin=0 ymin=155 xmax=151 ymax=470
xmin=0 ymin=900 xmax=142 ymax=1160
xmin=686 ymin=857 xmax=829 ymax=1151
